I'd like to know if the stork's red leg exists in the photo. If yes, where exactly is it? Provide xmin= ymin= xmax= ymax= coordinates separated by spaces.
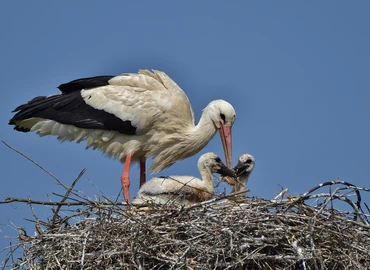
xmin=139 ymin=159 xmax=146 ymax=186
xmin=121 ymin=153 xmax=132 ymax=202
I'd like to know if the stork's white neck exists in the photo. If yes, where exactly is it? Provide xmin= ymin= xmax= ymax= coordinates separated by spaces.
xmin=232 ymin=171 xmax=252 ymax=193
xmin=149 ymin=108 xmax=219 ymax=173
xmin=197 ymin=165 xmax=214 ymax=191
xmin=187 ymin=109 xmax=218 ymax=153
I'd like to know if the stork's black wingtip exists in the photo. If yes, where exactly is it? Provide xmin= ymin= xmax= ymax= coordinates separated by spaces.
xmin=8 ymin=119 xmax=30 ymax=132
xmin=57 ymin=83 xmax=67 ymax=92
xmin=8 ymin=118 xmax=15 ymax=125
xmin=13 ymin=126 xmax=30 ymax=132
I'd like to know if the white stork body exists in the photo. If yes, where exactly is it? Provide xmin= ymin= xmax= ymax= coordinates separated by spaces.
xmin=9 ymin=70 xmax=236 ymax=202
xmin=133 ymin=152 xmax=236 ymax=207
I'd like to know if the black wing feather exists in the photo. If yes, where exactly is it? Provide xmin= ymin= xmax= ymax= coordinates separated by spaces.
xmin=58 ymin=76 xmax=115 ymax=93
xmin=9 ymin=91 xmax=136 ymax=135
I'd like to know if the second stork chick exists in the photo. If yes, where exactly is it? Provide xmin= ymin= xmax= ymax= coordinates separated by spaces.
xmin=231 ymin=153 xmax=255 ymax=195
xmin=133 ymin=152 xmax=236 ymax=207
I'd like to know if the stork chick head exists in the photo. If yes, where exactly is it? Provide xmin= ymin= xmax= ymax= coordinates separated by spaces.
xmin=198 ymin=152 xmax=236 ymax=178
xmin=234 ymin=154 xmax=255 ymax=179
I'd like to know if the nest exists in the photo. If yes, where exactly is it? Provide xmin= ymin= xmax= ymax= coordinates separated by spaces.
xmin=2 ymin=179 xmax=370 ymax=270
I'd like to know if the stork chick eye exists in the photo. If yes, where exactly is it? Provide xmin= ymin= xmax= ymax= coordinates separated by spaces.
xmin=214 ymin=157 xmax=221 ymax=163
xmin=246 ymin=159 xmax=253 ymax=164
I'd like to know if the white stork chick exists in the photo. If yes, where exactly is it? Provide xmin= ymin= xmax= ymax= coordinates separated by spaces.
xmin=132 ymin=152 xmax=236 ymax=207
xmin=9 ymin=70 xmax=236 ymax=202
xmin=232 ymin=153 xmax=255 ymax=193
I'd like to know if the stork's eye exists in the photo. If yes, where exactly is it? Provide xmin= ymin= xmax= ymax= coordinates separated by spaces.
xmin=214 ymin=157 xmax=221 ymax=163
xmin=220 ymin=113 xmax=226 ymax=122
xmin=246 ymin=159 xmax=253 ymax=164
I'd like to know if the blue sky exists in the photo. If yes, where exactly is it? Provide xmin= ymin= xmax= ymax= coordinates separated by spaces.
xmin=1 ymin=1 xmax=369 ymax=266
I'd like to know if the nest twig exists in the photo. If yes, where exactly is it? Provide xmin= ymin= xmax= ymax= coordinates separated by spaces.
xmin=1 ymin=180 xmax=369 ymax=270
xmin=1 ymin=141 xmax=370 ymax=269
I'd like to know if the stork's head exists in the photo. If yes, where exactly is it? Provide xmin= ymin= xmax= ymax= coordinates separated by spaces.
xmin=234 ymin=154 xmax=255 ymax=180
xmin=230 ymin=153 xmax=255 ymax=193
xmin=205 ymin=100 xmax=236 ymax=168
xmin=198 ymin=152 xmax=236 ymax=178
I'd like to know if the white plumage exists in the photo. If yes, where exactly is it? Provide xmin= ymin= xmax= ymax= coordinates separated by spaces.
xmin=232 ymin=154 xmax=255 ymax=193
xmin=132 ymin=152 xmax=236 ymax=207
xmin=9 ymin=70 xmax=236 ymax=202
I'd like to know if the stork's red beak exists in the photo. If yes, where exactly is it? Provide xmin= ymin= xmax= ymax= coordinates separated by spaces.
xmin=219 ymin=124 xmax=232 ymax=168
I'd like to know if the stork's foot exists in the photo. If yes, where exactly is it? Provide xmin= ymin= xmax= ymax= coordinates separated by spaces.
xmin=121 ymin=175 xmax=130 ymax=202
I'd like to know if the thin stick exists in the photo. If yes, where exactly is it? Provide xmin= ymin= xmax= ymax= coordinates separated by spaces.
xmin=0 ymin=198 xmax=127 ymax=206
xmin=2 ymin=141 xmax=68 ymax=190
xmin=183 ymin=190 xmax=249 ymax=210
xmin=51 ymin=169 xmax=86 ymax=227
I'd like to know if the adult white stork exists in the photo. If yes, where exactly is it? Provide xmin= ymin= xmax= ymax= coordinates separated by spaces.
xmin=9 ymin=70 xmax=236 ymax=202
xmin=132 ymin=152 xmax=236 ymax=207
xmin=232 ymin=154 xmax=255 ymax=193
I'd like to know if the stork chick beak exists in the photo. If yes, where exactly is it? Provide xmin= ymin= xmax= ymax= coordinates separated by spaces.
xmin=234 ymin=163 xmax=251 ymax=177
xmin=219 ymin=124 xmax=232 ymax=168
xmin=216 ymin=163 xmax=236 ymax=179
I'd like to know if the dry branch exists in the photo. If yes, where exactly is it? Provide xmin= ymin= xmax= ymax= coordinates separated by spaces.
xmin=1 ymin=181 xmax=369 ymax=270
xmin=2 ymin=141 xmax=369 ymax=269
